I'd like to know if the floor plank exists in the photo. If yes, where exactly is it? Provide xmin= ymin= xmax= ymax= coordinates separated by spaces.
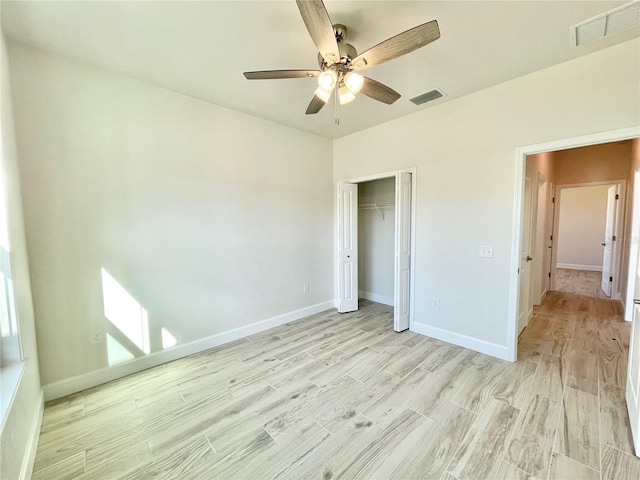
xmin=554 ymin=387 xmax=600 ymax=471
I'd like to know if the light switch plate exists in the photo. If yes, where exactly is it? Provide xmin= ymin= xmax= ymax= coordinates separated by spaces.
xmin=479 ymin=245 xmax=494 ymax=258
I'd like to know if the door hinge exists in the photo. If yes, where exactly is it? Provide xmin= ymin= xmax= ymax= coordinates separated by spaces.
xmin=548 ymin=272 xmax=551 ymax=278
xmin=517 ymin=268 xmax=520 ymax=274
xmin=550 ymin=235 xmax=553 ymax=241
xmin=613 ymin=235 xmax=617 ymax=241
xmin=615 ymin=194 xmax=620 ymax=200
xmin=552 ymin=197 xmax=555 ymax=203
xmin=610 ymin=276 xmax=613 ymax=282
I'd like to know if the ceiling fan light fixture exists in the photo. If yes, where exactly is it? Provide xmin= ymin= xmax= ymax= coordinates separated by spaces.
xmin=317 ymin=70 xmax=338 ymax=91
xmin=338 ymin=85 xmax=356 ymax=105
xmin=344 ymin=72 xmax=364 ymax=94
xmin=314 ymin=87 xmax=332 ymax=103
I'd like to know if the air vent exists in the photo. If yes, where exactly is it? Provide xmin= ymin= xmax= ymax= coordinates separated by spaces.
xmin=570 ymin=0 xmax=640 ymax=47
xmin=410 ymin=88 xmax=446 ymax=106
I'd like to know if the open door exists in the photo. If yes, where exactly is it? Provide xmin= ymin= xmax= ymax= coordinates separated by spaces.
xmin=601 ymin=185 xmax=618 ymax=297
xmin=394 ymin=172 xmax=411 ymax=331
xmin=518 ymin=165 xmax=535 ymax=334
xmin=627 ymin=247 xmax=640 ymax=455
xmin=338 ymin=183 xmax=358 ymax=313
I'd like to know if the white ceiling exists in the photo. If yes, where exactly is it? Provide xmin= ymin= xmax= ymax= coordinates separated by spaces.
xmin=1 ymin=1 xmax=638 ymax=139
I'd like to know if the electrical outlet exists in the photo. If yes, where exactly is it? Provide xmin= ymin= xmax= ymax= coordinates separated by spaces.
xmin=303 ymin=283 xmax=309 ymax=293
xmin=479 ymin=245 xmax=494 ymax=258
xmin=90 ymin=329 xmax=104 ymax=344
xmin=432 ymin=298 xmax=440 ymax=309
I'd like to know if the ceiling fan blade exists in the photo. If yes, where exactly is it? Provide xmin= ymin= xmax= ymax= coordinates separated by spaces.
xmin=296 ymin=0 xmax=340 ymax=65
xmin=360 ymin=77 xmax=401 ymax=105
xmin=351 ymin=20 xmax=440 ymax=71
xmin=243 ymin=70 xmax=320 ymax=80
xmin=306 ymin=94 xmax=326 ymax=115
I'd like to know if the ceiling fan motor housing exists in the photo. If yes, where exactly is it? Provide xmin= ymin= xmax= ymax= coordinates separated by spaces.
xmin=317 ymin=42 xmax=357 ymax=68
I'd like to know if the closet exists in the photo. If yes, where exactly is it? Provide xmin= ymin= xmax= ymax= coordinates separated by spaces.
xmin=358 ymin=178 xmax=395 ymax=307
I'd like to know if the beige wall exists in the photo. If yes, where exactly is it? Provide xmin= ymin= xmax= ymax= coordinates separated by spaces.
xmin=527 ymin=152 xmax=555 ymax=184
xmin=554 ymin=141 xmax=632 ymax=185
xmin=0 ymin=34 xmax=42 ymax=480
xmin=633 ymin=138 xmax=640 ymax=171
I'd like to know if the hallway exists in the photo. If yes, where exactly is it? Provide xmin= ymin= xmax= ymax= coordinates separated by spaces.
xmin=518 ymin=290 xmax=638 ymax=479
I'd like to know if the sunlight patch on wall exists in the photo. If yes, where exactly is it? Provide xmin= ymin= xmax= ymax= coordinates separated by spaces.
xmin=101 ymin=268 xmax=150 ymax=354
xmin=161 ymin=327 xmax=177 ymax=349
xmin=106 ymin=333 xmax=135 ymax=366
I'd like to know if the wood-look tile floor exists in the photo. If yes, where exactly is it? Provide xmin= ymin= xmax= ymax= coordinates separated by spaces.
xmin=555 ymin=268 xmax=609 ymax=299
xmin=33 ymin=294 xmax=639 ymax=480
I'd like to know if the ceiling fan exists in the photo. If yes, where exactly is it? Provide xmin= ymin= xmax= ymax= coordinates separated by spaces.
xmin=243 ymin=0 xmax=440 ymax=117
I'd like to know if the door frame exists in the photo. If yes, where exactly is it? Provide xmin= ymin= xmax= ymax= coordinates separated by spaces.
xmin=550 ymin=180 xmax=626 ymax=299
xmin=508 ymin=126 xmax=640 ymax=362
xmin=335 ymin=167 xmax=417 ymax=330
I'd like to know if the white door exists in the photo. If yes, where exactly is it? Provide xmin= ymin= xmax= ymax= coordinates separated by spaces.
xmin=601 ymin=185 xmax=617 ymax=297
xmin=626 ymin=252 xmax=640 ymax=455
xmin=394 ymin=172 xmax=411 ymax=331
xmin=518 ymin=165 xmax=534 ymax=334
xmin=338 ymin=183 xmax=358 ymax=313
xmin=533 ymin=174 xmax=547 ymax=306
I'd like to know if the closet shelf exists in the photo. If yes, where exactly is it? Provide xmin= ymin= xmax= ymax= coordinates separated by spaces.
xmin=359 ymin=202 xmax=395 ymax=220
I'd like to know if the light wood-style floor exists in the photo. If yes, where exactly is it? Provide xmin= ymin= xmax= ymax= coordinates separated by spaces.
xmin=33 ymin=294 xmax=639 ymax=480
xmin=556 ymin=268 xmax=609 ymax=299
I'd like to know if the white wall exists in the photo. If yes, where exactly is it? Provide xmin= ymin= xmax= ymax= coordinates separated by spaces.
xmin=7 ymin=43 xmax=334 ymax=392
xmin=358 ymin=178 xmax=395 ymax=305
xmin=334 ymin=39 xmax=639 ymax=357
xmin=557 ymin=185 xmax=609 ymax=270
xmin=0 ymin=35 xmax=42 ymax=480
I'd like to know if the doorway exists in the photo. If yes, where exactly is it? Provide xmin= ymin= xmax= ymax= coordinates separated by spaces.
xmin=336 ymin=168 xmax=416 ymax=332
xmin=508 ymin=127 xmax=639 ymax=361
xmin=552 ymin=182 xmax=625 ymax=299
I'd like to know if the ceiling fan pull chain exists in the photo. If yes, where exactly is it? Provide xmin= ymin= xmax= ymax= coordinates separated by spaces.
xmin=334 ymin=84 xmax=340 ymax=125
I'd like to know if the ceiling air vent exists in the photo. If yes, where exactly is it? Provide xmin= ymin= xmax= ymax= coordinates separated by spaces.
xmin=570 ymin=0 xmax=640 ymax=47
xmin=410 ymin=88 xmax=446 ymax=106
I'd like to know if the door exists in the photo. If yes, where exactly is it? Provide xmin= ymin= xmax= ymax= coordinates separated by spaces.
xmin=518 ymin=165 xmax=534 ymax=334
xmin=543 ymin=181 xmax=555 ymax=295
xmin=533 ymin=174 xmax=547 ymax=305
xmin=601 ymin=185 xmax=617 ymax=297
xmin=338 ymin=183 xmax=358 ymax=313
xmin=394 ymin=172 xmax=411 ymax=331
xmin=627 ymin=249 xmax=640 ymax=455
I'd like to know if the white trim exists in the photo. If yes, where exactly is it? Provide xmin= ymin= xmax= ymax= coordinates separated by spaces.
xmin=358 ymin=290 xmax=394 ymax=307
xmin=43 ymin=300 xmax=334 ymax=401
xmin=0 ymin=359 xmax=26 ymax=433
xmin=412 ymin=322 xmax=509 ymax=360
xmin=19 ymin=388 xmax=44 ymax=480
xmin=509 ymin=126 xmax=640 ymax=363
xmin=556 ymin=263 xmax=603 ymax=272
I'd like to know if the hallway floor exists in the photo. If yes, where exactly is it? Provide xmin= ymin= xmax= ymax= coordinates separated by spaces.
xmin=518 ymin=290 xmax=638 ymax=479
xmin=555 ymin=268 xmax=610 ymax=299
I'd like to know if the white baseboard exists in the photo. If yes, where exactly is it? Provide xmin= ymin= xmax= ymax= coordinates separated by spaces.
xmin=43 ymin=300 xmax=335 ymax=401
xmin=359 ymin=291 xmax=394 ymax=307
xmin=411 ymin=322 xmax=509 ymax=361
xmin=556 ymin=263 xmax=603 ymax=272
xmin=19 ymin=388 xmax=44 ymax=480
